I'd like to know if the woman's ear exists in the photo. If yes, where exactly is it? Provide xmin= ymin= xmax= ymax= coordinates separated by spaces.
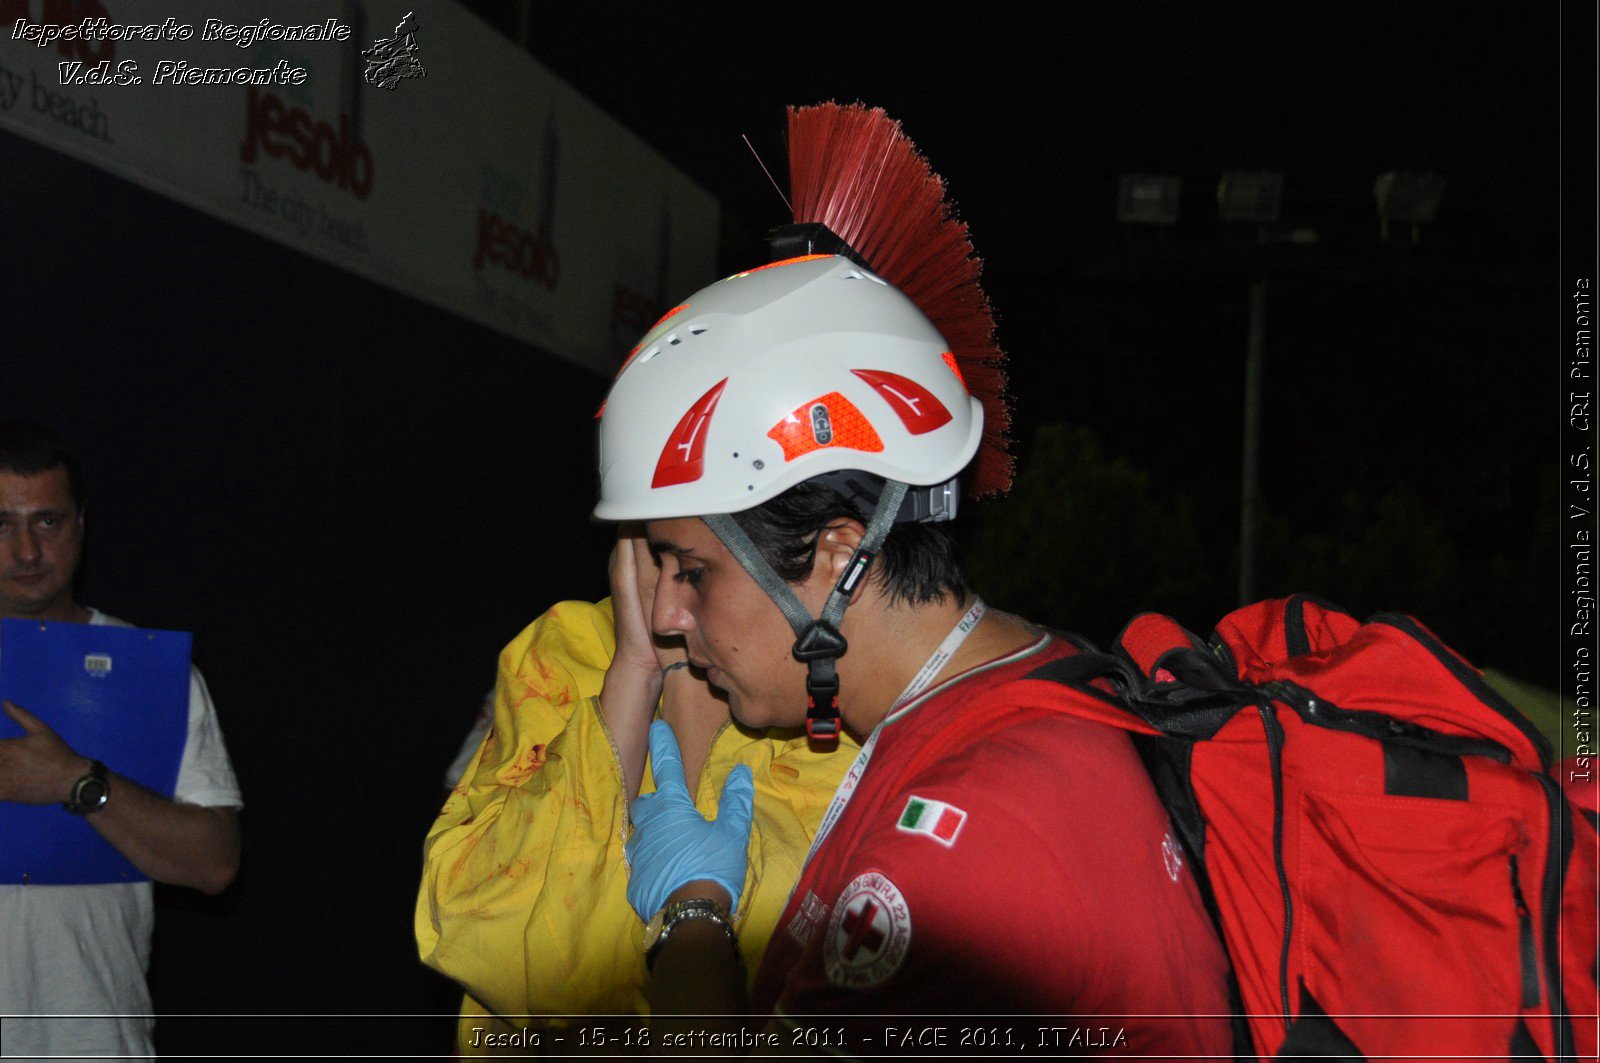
xmin=810 ymin=519 xmax=868 ymax=602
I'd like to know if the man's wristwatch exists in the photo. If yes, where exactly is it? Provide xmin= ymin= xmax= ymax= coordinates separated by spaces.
xmin=643 ymin=897 xmax=737 ymax=972
xmin=64 ymin=760 xmax=110 ymax=815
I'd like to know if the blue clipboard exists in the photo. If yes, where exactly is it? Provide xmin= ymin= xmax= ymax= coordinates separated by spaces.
xmin=0 ymin=619 xmax=191 ymax=885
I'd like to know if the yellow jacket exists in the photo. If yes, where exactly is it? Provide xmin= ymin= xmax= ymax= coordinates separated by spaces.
xmin=415 ymin=599 xmax=855 ymax=1042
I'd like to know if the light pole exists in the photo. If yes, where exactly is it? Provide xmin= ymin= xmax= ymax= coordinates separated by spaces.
xmin=1217 ymin=172 xmax=1285 ymax=605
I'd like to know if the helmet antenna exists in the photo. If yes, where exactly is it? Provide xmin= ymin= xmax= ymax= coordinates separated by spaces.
xmin=741 ymin=133 xmax=792 ymax=215
xmin=783 ymin=102 xmax=1013 ymax=497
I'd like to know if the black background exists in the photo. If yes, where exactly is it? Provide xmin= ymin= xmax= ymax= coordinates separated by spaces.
xmin=1 ymin=1 xmax=1592 ymax=1056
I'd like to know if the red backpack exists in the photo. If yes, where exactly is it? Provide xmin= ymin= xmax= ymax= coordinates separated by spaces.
xmin=1032 ymin=594 xmax=1598 ymax=1061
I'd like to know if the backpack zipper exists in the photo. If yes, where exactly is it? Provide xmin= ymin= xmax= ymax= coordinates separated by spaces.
xmin=1257 ymin=695 xmax=1293 ymax=1020
xmin=1534 ymin=772 xmax=1578 ymax=1061
xmin=1509 ymin=853 xmax=1540 ymax=1007
xmin=1370 ymin=614 xmax=1552 ymax=772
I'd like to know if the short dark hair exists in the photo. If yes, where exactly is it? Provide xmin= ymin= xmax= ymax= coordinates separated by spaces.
xmin=731 ymin=477 xmax=967 ymax=607
xmin=0 ymin=421 xmax=85 ymax=511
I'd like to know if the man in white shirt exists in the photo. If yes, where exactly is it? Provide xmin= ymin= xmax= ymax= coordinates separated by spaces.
xmin=0 ymin=420 xmax=242 ymax=1060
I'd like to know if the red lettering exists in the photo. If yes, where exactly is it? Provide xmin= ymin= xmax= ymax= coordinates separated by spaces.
xmin=67 ymin=0 xmax=110 ymax=65
xmin=238 ymin=88 xmax=374 ymax=201
xmin=514 ymin=230 xmax=537 ymax=275
xmin=472 ymin=208 xmax=557 ymax=290
xmin=240 ymin=85 xmax=263 ymax=163
xmin=262 ymin=94 xmax=288 ymax=159
xmin=282 ymin=107 xmax=308 ymax=165
xmin=345 ymin=136 xmax=373 ymax=198
xmin=310 ymin=122 xmax=336 ymax=180
xmin=46 ymin=0 xmax=110 ymax=64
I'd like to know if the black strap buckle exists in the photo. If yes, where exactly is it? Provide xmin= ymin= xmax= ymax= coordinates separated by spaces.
xmin=795 ymin=623 xmax=846 ymax=742
xmin=793 ymin=620 xmax=848 ymax=662
xmin=805 ymin=672 xmax=841 ymax=741
xmin=806 ymin=715 xmax=841 ymax=741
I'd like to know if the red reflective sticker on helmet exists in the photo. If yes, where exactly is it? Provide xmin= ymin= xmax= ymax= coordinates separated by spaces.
xmin=652 ymin=379 xmax=728 ymax=488
xmin=851 ymin=369 xmax=953 ymax=435
xmin=940 ymin=351 xmax=968 ymax=393
xmin=649 ymin=304 xmax=690 ymax=332
xmin=768 ymin=393 xmax=884 ymax=461
xmin=733 ymin=254 xmax=835 ymax=278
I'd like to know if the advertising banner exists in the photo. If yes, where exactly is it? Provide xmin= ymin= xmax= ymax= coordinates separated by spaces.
xmin=0 ymin=0 xmax=720 ymax=375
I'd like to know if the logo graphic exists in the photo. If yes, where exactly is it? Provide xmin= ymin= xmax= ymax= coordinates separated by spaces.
xmin=473 ymin=207 xmax=557 ymax=290
xmin=786 ymin=890 xmax=829 ymax=949
xmin=240 ymin=87 xmax=374 ymax=199
xmin=1162 ymin=832 xmax=1184 ymax=882
xmin=824 ymin=872 xmax=911 ymax=989
xmin=896 ymin=796 xmax=966 ymax=846
xmin=362 ymin=12 xmax=424 ymax=91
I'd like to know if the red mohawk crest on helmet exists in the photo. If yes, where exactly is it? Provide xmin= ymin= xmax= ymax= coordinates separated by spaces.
xmin=786 ymin=102 xmax=1013 ymax=498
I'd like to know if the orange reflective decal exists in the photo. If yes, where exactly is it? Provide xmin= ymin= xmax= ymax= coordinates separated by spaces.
xmin=650 ymin=304 xmax=690 ymax=332
xmin=768 ymin=392 xmax=884 ymax=461
xmin=732 ymin=254 xmax=835 ymax=278
xmin=940 ymin=351 xmax=967 ymax=392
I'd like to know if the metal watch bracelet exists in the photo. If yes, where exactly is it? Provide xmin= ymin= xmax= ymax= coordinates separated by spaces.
xmin=644 ymin=897 xmax=738 ymax=972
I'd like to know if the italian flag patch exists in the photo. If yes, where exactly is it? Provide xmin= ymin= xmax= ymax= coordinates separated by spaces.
xmin=897 ymin=796 xmax=966 ymax=846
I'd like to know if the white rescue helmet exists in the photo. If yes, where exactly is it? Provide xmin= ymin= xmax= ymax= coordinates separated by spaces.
xmin=594 ymin=254 xmax=983 ymax=522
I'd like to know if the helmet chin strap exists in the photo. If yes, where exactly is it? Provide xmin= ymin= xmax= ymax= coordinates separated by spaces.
xmin=702 ymin=480 xmax=909 ymax=741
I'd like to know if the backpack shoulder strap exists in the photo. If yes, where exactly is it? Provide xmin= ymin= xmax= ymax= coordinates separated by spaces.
xmin=1212 ymin=593 xmax=1361 ymax=675
xmin=1028 ymin=620 xmax=1260 ymax=742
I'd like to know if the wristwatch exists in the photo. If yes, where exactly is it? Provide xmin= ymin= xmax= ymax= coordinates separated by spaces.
xmin=643 ymin=897 xmax=737 ymax=972
xmin=64 ymin=760 xmax=110 ymax=816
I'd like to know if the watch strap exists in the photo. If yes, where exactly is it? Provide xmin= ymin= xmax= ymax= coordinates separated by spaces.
xmin=644 ymin=897 xmax=737 ymax=972
xmin=64 ymin=759 xmax=110 ymax=816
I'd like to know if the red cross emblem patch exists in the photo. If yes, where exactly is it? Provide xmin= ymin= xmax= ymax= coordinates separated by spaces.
xmin=823 ymin=872 xmax=912 ymax=989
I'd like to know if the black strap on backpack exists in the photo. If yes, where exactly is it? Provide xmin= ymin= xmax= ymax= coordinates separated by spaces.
xmin=1029 ymin=639 xmax=1258 ymax=1061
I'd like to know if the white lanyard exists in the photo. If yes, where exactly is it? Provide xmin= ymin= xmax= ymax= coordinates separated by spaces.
xmin=802 ymin=598 xmax=987 ymax=864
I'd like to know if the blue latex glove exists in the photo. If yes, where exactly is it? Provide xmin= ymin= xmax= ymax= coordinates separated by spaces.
xmin=625 ymin=719 xmax=756 ymax=921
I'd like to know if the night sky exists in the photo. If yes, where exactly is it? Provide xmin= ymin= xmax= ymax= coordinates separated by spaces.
xmin=501 ymin=3 xmax=1557 ymax=257
xmin=468 ymin=1 xmax=1568 ymax=679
